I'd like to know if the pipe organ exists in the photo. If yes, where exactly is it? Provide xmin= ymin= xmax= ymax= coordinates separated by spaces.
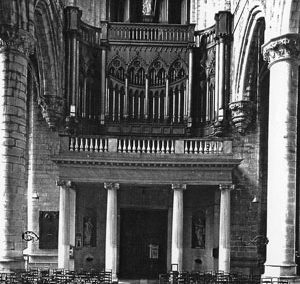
xmin=64 ymin=7 xmax=231 ymax=137
xmin=105 ymin=58 xmax=189 ymax=124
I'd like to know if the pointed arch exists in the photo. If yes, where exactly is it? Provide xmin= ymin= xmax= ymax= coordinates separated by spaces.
xmin=33 ymin=0 xmax=64 ymax=128
xmin=234 ymin=5 xmax=265 ymax=100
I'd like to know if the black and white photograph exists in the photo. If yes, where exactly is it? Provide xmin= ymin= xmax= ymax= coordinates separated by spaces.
xmin=0 ymin=0 xmax=299 ymax=283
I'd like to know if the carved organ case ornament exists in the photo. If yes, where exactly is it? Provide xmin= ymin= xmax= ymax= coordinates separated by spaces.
xmin=106 ymin=54 xmax=189 ymax=125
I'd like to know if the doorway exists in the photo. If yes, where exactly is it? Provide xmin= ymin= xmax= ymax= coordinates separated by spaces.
xmin=119 ymin=209 xmax=168 ymax=279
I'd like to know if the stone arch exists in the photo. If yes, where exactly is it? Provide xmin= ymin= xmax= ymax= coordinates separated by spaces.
xmin=234 ymin=5 xmax=265 ymax=100
xmin=147 ymin=55 xmax=168 ymax=74
xmin=168 ymin=58 xmax=188 ymax=84
xmin=126 ymin=55 xmax=147 ymax=74
xmin=265 ymin=0 xmax=300 ymax=41
xmin=107 ymin=55 xmax=126 ymax=81
xmin=33 ymin=0 xmax=64 ymax=129
xmin=0 ymin=0 xmax=30 ymax=30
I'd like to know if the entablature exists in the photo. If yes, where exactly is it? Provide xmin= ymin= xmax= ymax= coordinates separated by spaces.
xmin=52 ymin=150 xmax=241 ymax=185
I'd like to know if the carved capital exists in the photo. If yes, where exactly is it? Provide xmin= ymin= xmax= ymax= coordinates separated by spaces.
xmin=262 ymin=34 xmax=300 ymax=65
xmin=172 ymin=184 xmax=187 ymax=191
xmin=38 ymin=96 xmax=64 ymax=130
xmin=213 ymin=120 xmax=225 ymax=137
xmin=56 ymin=180 xmax=75 ymax=189
xmin=0 ymin=28 xmax=35 ymax=57
xmin=104 ymin=183 xmax=120 ymax=190
xmin=229 ymin=100 xmax=254 ymax=134
xmin=219 ymin=184 xmax=234 ymax=191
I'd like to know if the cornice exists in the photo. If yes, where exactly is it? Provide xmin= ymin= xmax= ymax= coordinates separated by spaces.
xmin=52 ymin=155 xmax=241 ymax=169
xmin=262 ymin=33 xmax=300 ymax=66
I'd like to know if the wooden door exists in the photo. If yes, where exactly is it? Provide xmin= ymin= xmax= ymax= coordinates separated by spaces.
xmin=119 ymin=209 xmax=168 ymax=279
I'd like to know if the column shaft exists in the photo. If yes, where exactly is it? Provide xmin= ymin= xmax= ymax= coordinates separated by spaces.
xmin=171 ymin=184 xmax=186 ymax=271
xmin=218 ymin=185 xmax=231 ymax=273
xmin=58 ymin=183 xmax=71 ymax=269
xmin=105 ymin=183 xmax=119 ymax=280
xmin=263 ymin=34 xmax=299 ymax=277
xmin=0 ymin=44 xmax=31 ymax=270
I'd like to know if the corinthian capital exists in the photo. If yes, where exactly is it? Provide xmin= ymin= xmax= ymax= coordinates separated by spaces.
xmin=262 ymin=34 xmax=300 ymax=65
xmin=0 ymin=28 xmax=35 ymax=57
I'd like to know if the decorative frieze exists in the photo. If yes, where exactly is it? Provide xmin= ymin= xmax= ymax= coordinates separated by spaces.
xmin=229 ymin=100 xmax=254 ymax=134
xmin=262 ymin=34 xmax=300 ymax=65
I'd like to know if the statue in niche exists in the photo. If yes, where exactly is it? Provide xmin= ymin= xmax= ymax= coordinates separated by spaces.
xmin=192 ymin=211 xmax=206 ymax=248
xmin=83 ymin=216 xmax=96 ymax=247
xmin=143 ymin=0 xmax=153 ymax=15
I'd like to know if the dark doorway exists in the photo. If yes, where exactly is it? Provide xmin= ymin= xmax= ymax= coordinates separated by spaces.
xmin=119 ymin=209 xmax=168 ymax=279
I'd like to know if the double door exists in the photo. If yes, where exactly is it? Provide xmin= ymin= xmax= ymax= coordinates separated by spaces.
xmin=119 ymin=209 xmax=168 ymax=279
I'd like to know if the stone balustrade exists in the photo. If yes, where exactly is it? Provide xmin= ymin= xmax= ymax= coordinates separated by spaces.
xmin=108 ymin=23 xmax=195 ymax=44
xmin=79 ymin=20 xmax=102 ymax=46
xmin=68 ymin=136 xmax=232 ymax=155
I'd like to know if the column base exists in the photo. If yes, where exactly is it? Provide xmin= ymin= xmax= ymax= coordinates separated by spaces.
xmin=264 ymin=263 xmax=297 ymax=278
xmin=0 ymin=257 xmax=25 ymax=272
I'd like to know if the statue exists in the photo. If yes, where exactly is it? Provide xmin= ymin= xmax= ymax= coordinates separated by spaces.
xmin=83 ymin=217 xmax=94 ymax=246
xmin=143 ymin=0 xmax=153 ymax=16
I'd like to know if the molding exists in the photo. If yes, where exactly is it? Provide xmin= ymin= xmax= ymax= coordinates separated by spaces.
xmin=262 ymin=33 xmax=300 ymax=66
xmin=229 ymin=100 xmax=255 ymax=134
xmin=52 ymin=157 xmax=239 ymax=169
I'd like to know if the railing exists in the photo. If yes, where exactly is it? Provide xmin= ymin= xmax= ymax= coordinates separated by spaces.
xmin=69 ymin=137 xmax=108 ymax=152
xmin=109 ymin=22 xmax=195 ymax=44
xmin=194 ymin=25 xmax=216 ymax=47
xmin=117 ymin=138 xmax=175 ymax=154
xmin=68 ymin=136 xmax=232 ymax=155
xmin=79 ymin=20 xmax=102 ymax=46
xmin=184 ymin=139 xmax=223 ymax=154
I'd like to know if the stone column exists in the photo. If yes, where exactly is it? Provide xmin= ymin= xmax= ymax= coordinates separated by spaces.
xmin=218 ymin=184 xmax=232 ymax=273
xmin=171 ymin=184 xmax=186 ymax=271
xmin=262 ymin=34 xmax=300 ymax=278
xmin=69 ymin=188 xmax=76 ymax=271
xmin=26 ymin=70 xmax=40 ymax=263
xmin=57 ymin=180 xmax=74 ymax=270
xmin=104 ymin=183 xmax=119 ymax=280
xmin=0 ymin=30 xmax=34 ymax=271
